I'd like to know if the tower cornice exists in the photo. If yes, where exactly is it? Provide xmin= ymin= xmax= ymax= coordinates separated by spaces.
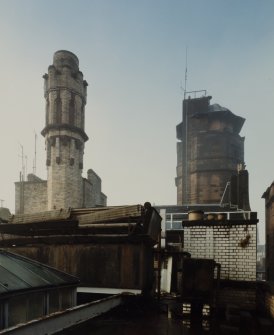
xmin=41 ymin=124 xmax=89 ymax=142
xmin=44 ymin=87 xmax=87 ymax=104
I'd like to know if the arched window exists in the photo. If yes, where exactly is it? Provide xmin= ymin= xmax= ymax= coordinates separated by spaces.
xmin=54 ymin=93 xmax=62 ymax=124
xmin=69 ymin=94 xmax=75 ymax=126
xmin=45 ymin=98 xmax=49 ymax=125
xmin=81 ymin=103 xmax=85 ymax=129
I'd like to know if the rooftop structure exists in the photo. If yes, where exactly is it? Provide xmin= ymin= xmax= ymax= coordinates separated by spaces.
xmin=0 ymin=204 xmax=161 ymax=294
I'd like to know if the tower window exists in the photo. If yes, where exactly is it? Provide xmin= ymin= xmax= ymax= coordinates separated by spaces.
xmin=69 ymin=95 xmax=75 ymax=126
xmin=46 ymin=98 xmax=49 ymax=125
xmin=81 ymin=104 xmax=84 ymax=129
xmin=54 ymin=94 xmax=62 ymax=124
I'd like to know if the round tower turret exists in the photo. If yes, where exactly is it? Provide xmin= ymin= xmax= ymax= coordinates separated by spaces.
xmin=53 ymin=50 xmax=79 ymax=71
xmin=42 ymin=50 xmax=88 ymax=210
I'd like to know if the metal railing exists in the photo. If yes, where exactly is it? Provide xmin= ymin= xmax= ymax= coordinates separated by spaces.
xmin=164 ymin=210 xmax=253 ymax=230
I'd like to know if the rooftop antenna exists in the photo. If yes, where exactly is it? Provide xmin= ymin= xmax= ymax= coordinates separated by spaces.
xmin=183 ymin=46 xmax=190 ymax=204
xmin=19 ymin=144 xmax=25 ymax=182
xmin=33 ymin=131 xmax=37 ymax=175
xmin=180 ymin=80 xmax=184 ymax=96
xmin=25 ymin=155 xmax=28 ymax=180
xmin=18 ymin=143 xmax=26 ymax=214
xmin=184 ymin=47 xmax=188 ymax=99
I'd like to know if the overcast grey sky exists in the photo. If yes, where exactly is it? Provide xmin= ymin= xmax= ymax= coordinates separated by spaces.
xmin=0 ymin=0 xmax=273 ymax=243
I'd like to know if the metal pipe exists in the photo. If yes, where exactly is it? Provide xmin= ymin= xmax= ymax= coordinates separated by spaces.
xmin=157 ymin=228 xmax=161 ymax=301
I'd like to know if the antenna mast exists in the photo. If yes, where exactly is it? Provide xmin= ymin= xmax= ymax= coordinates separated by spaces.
xmin=184 ymin=47 xmax=188 ymax=99
xmin=20 ymin=144 xmax=25 ymax=181
xmin=33 ymin=131 xmax=37 ymax=175
xmin=25 ymin=155 xmax=28 ymax=179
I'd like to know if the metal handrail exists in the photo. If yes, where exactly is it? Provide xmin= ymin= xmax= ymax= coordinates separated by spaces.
xmin=165 ymin=211 xmax=252 ymax=230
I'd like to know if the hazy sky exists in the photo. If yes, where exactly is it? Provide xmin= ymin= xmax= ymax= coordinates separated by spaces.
xmin=0 ymin=0 xmax=273 ymax=243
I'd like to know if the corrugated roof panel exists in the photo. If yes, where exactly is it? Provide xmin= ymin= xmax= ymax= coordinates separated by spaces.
xmin=0 ymin=253 xmax=50 ymax=287
xmin=10 ymin=255 xmax=69 ymax=285
xmin=0 ymin=266 xmax=30 ymax=292
xmin=0 ymin=250 xmax=79 ymax=294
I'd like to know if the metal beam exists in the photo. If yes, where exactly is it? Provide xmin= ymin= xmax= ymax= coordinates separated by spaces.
xmin=1 ymin=294 xmax=124 ymax=335
xmin=77 ymin=287 xmax=141 ymax=295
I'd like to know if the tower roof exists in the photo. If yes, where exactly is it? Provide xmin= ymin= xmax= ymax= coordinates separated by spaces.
xmin=192 ymin=102 xmax=245 ymax=134
xmin=209 ymin=103 xmax=229 ymax=112
xmin=53 ymin=50 xmax=79 ymax=71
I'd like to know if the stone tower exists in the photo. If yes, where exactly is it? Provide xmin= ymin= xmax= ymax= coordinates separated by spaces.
xmin=41 ymin=50 xmax=89 ymax=210
xmin=176 ymin=93 xmax=246 ymax=206
xmin=15 ymin=50 xmax=106 ymax=214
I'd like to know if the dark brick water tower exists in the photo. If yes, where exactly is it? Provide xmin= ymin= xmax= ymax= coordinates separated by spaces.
xmin=176 ymin=92 xmax=245 ymax=205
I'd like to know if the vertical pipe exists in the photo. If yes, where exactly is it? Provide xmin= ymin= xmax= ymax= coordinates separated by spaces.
xmin=157 ymin=228 xmax=161 ymax=301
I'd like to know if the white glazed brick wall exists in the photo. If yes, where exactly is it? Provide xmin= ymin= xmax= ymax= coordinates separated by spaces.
xmin=183 ymin=224 xmax=257 ymax=281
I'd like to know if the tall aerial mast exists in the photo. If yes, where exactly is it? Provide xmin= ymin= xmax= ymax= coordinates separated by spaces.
xmin=33 ymin=131 xmax=37 ymax=175
xmin=184 ymin=47 xmax=188 ymax=99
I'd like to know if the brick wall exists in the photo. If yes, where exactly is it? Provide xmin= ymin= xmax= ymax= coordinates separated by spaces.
xmin=15 ymin=180 xmax=47 ymax=214
xmin=86 ymin=169 xmax=107 ymax=207
xmin=258 ymin=281 xmax=274 ymax=319
xmin=183 ymin=222 xmax=257 ymax=281
xmin=218 ymin=284 xmax=256 ymax=310
xmin=15 ymin=173 xmax=107 ymax=214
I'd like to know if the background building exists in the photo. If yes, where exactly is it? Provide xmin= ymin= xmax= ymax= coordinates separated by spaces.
xmin=15 ymin=51 xmax=106 ymax=214
xmin=176 ymin=91 xmax=246 ymax=207
xmin=257 ymin=244 xmax=266 ymax=280
xmin=262 ymin=183 xmax=274 ymax=280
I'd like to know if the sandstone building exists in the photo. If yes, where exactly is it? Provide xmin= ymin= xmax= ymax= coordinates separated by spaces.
xmin=15 ymin=50 xmax=106 ymax=214
xmin=176 ymin=92 xmax=247 ymax=207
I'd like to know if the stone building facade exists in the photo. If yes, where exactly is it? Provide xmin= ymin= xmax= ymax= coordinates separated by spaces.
xmin=15 ymin=51 xmax=106 ymax=214
xmin=176 ymin=93 xmax=246 ymax=206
